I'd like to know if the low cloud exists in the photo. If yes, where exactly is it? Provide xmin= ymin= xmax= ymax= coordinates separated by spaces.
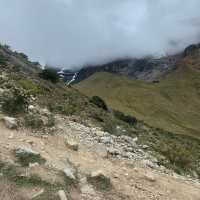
xmin=0 ymin=0 xmax=200 ymax=68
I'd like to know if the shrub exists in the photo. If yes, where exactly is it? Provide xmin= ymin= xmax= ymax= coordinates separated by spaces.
xmin=1 ymin=88 xmax=28 ymax=115
xmin=25 ymin=114 xmax=44 ymax=129
xmin=39 ymin=68 xmax=59 ymax=83
xmin=90 ymin=96 xmax=108 ymax=110
xmin=114 ymin=110 xmax=137 ymax=125
xmin=0 ymin=55 xmax=8 ymax=66
xmin=159 ymin=142 xmax=194 ymax=172
xmin=17 ymin=79 xmax=42 ymax=95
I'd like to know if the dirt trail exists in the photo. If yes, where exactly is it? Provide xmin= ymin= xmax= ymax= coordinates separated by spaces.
xmin=0 ymin=122 xmax=200 ymax=200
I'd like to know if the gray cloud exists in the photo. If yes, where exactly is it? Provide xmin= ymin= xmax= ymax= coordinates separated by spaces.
xmin=0 ymin=0 xmax=200 ymax=68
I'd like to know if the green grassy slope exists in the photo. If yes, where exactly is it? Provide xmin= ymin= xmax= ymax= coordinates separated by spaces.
xmin=76 ymin=66 xmax=200 ymax=138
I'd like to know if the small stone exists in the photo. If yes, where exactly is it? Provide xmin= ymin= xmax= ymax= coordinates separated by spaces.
xmin=28 ymin=105 xmax=35 ymax=111
xmin=63 ymin=167 xmax=76 ymax=180
xmin=29 ymin=162 xmax=39 ymax=168
xmin=58 ymin=190 xmax=68 ymax=200
xmin=8 ymin=133 xmax=14 ymax=139
xmin=26 ymin=140 xmax=34 ymax=145
xmin=133 ymin=137 xmax=138 ymax=142
xmin=144 ymin=173 xmax=156 ymax=182
xmin=31 ymin=189 xmax=44 ymax=199
xmin=141 ymin=145 xmax=149 ymax=149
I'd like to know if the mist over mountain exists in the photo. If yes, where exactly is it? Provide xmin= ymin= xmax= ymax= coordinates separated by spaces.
xmin=0 ymin=0 xmax=200 ymax=68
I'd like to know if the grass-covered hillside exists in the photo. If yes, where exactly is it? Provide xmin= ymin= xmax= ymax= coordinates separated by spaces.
xmin=1 ymin=44 xmax=200 ymax=178
xmin=76 ymin=60 xmax=200 ymax=138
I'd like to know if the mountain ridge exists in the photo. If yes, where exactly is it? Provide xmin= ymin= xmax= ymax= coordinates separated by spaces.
xmin=76 ymin=43 xmax=200 ymax=138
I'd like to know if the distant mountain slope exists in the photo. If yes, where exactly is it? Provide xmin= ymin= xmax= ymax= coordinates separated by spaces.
xmin=74 ymin=54 xmax=179 ymax=83
xmin=76 ymin=61 xmax=200 ymax=138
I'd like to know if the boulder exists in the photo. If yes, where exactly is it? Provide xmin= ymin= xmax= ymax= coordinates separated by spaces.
xmin=65 ymin=138 xmax=79 ymax=151
xmin=2 ymin=116 xmax=17 ymax=129
xmin=15 ymin=147 xmax=45 ymax=166
xmin=58 ymin=190 xmax=68 ymax=200
xmin=87 ymin=170 xmax=111 ymax=191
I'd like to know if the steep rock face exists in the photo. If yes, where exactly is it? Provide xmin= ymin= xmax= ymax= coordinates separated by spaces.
xmin=74 ymin=43 xmax=200 ymax=84
xmin=75 ymin=55 xmax=179 ymax=83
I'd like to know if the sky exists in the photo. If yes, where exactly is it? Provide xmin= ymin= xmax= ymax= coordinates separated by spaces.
xmin=0 ymin=0 xmax=200 ymax=68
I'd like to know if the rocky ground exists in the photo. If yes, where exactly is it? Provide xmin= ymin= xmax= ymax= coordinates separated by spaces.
xmin=0 ymin=114 xmax=200 ymax=200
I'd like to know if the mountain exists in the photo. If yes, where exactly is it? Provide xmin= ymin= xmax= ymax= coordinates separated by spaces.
xmin=74 ymin=54 xmax=179 ymax=83
xmin=76 ymin=44 xmax=200 ymax=138
xmin=1 ymin=44 xmax=200 ymax=199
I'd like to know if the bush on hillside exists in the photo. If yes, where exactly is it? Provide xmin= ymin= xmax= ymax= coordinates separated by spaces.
xmin=39 ymin=68 xmax=59 ymax=83
xmin=24 ymin=113 xmax=44 ymax=130
xmin=114 ymin=110 xmax=137 ymax=125
xmin=90 ymin=96 xmax=108 ymax=111
xmin=1 ymin=88 xmax=28 ymax=115
xmin=159 ymin=142 xmax=194 ymax=173
xmin=0 ymin=55 xmax=8 ymax=66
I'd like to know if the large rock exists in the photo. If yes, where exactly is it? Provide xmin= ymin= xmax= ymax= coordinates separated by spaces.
xmin=87 ymin=170 xmax=111 ymax=191
xmin=63 ymin=157 xmax=77 ymax=182
xmin=2 ymin=116 xmax=17 ymax=129
xmin=58 ymin=190 xmax=68 ymax=200
xmin=15 ymin=147 xmax=45 ymax=166
xmin=65 ymin=138 xmax=79 ymax=151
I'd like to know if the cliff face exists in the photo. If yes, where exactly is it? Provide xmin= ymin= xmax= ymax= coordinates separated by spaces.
xmin=74 ymin=54 xmax=179 ymax=83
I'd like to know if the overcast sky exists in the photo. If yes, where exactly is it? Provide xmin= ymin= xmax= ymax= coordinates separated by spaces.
xmin=0 ymin=0 xmax=200 ymax=68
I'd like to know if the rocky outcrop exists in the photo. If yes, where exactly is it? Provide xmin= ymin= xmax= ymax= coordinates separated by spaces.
xmin=74 ymin=55 xmax=178 ymax=83
xmin=1 ymin=116 xmax=17 ymax=129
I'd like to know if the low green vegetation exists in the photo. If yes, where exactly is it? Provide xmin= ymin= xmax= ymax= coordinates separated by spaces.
xmin=39 ymin=68 xmax=59 ymax=83
xmin=1 ymin=88 xmax=28 ymax=116
xmin=76 ymin=66 xmax=200 ymax=139
xmin=90 ymin=96 xmax=108 ymax=110
xmin=136 ymin=127 xmax=200 ymax=177
xmin=0 ymin=55 xmax=8 ymax=66
xmin=15 ymin=151 xmax=46 ymax=167
xmin=113 ymin=110 xmax=137 ymax=125
xmin=0 ymin=162 xmax=63 ymax=200
xmin=17 ymin=79 xmax=44 ymax=95
xmin=24 ymin=113 xmax=44 ymax=130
